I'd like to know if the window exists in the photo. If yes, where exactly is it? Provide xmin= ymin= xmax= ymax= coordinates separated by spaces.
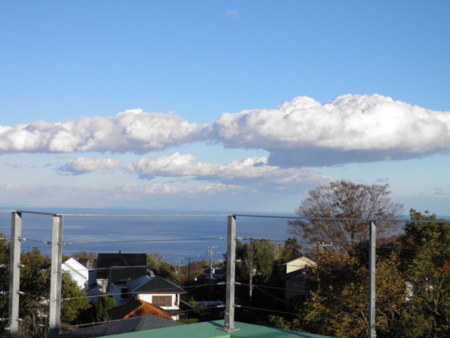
xmin=152 ymin=295 xmax=172 ymax=307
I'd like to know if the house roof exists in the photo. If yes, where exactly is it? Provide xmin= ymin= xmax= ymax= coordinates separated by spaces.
xmin=108 ymin=267 xmax=148 ymax=284
xmin=96 ymin=253 xmax=147 ymax=279
xmin=127 ymin=275 xmax=152 ymax=291
xmin=103 ymin=320 xmax=331 ymax=338
xmin=62 ymin=258 xmax=89 ymax=278
xmin=128 ymin=276 xmax=185 ymax=294
xmin=60 ymin=314 xmax=183 ymax=338
xmin=108 ymin=299 xmax=172 ymax=321
xmin=285 ymin=257 xmax=317 ymax=274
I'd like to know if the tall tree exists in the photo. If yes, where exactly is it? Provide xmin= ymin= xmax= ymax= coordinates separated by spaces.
xmin=398 ymin=209 xmax=450 ymax=335
xmin=290 ymin=180 xmax=403 ymax=250
xmin=235 ymin=239 xmax=278 ymax=300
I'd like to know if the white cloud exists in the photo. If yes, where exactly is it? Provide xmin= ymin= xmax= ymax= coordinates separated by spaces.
xmin=58 ymin=157 xmax=122 ymax=175
xmin=212 ymin=94 xmax=450 ymax=166
xmin=127 ymin=152 xmax=329 ymax=187
xmin=1 ymin=95 xmax=449 ymax=167
xmin=0 ymin=110 xmax=208 ymax=154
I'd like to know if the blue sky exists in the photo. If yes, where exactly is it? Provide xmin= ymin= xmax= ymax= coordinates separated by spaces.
xmin=0 ymin=1 xmax=449 ymax=214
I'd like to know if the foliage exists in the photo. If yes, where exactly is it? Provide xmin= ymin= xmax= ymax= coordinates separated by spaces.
xmin=61 ymin=274 xmax=91 ymax=324
xmin=146 ymin=253 xmax=177 ymax=281
xmin=290 ymin=180 xmax=403 ymax=250
xmin=94 ymin=295 xmax=115 ymax=322
xmin=398 ymin=209 xmax=450 ymax=336
xmin=0 ymin=242 xmax=92 ymax=337
xmin=279 ymin=237 xmax=302 ymax=262
xmin=71 ymin=251 xmax=98 ymax=261
xmin=272 ymin=209 xmax=449 ymax=338
xmin=235 ymin=239 xmax=278 ymax=284
xmin=178 ymin=258 xmax=208 ymax=283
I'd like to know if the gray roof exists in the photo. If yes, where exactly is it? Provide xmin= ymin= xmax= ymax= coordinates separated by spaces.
xmin=127 ymin=275 xmax=152 ymax=292
xmin=128 ymin=276 xmax=185 ymax=294
xmin=60 ymin=314 xmax=183 ymax=338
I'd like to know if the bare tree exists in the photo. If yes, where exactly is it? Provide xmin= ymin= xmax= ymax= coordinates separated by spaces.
xmin=290 ymin=180 xmax=403 ymax=250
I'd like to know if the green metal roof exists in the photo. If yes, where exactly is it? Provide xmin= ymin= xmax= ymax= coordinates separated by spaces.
xmin=105 ymin=320 xmax=330 ymax=338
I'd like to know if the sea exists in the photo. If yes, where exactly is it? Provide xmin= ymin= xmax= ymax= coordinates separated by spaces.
xmin=0 ymin=208 xmax=298 ymax=263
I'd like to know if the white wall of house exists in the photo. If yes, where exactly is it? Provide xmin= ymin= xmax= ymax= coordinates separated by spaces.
xmin=137 ymin=293 xmax=180 ymax=320
xmin=62 ymin=257 xmax=89 ymax=289
xmin=137 ymin=293 xmax=179 ymax=310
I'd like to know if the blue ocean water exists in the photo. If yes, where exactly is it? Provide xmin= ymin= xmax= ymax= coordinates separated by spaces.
xmin=0 ymin=209 xmax=297 ymax=263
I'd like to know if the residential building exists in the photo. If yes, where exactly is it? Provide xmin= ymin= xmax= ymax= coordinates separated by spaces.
xmin=62 ymin=257 xmax=89 ymax=289
xmin=127 ymin=275 xmax=186 ymax=320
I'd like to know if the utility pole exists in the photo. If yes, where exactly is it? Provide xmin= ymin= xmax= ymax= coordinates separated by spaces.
xmin=208 ymin=245 xmax=218 ymax=279
xmin=368 ymin=221 xmax=376 ymax=338
xmin=248 ymin=239 xmax=255 ymax=301
xmin=188 ymin=256 xmax=191 ymax=282
xmin=175 ymin=257 xmax=184 ymax=283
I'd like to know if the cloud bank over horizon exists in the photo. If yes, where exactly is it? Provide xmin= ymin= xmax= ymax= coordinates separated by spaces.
xmin=1 ymin=94 xmax=449 ymax=167
xmin=127 ymin=152 xmax=328 ymax=188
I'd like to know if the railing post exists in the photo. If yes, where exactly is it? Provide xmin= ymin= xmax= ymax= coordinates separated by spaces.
xmin=221 ymin=215 xmax=239 ymax=332
xmin=48 ymin=215 xmax=63 ymax=338
xmin=368 ymin=220 xmax=376 ymax=338
xmin=7 ymin=212 xmax=22 ymax=338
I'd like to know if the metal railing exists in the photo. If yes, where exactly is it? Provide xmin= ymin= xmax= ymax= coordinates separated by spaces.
xmin=1 ymin=210 xmax=448 ymax=338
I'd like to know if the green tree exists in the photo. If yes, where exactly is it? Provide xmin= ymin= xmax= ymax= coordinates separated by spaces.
xmin=146 ymin=253 xmax=176 ymax=281
xmin=235 ymin=239 xmax=278 ymax=305
xmin=94 ymin=295 xmax=116 ymax=322
xmin=61 ymin=274 xmax=91 ymax=324
xmin=279 ymin=237 xmax=302 ymax=262
xmin=0 ymin=243 xmax=92 ymax=337
xmin=398 ymin=209 xmax=450 ymax=336
xmin=236 ymin=239 xmax=278 ymax=284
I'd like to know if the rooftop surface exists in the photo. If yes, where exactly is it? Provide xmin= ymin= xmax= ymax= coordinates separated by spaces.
xmin=106 ymin=320 xmax=330 ymax=338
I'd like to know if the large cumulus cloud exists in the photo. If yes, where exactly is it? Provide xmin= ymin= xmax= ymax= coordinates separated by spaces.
xmin=1 ymin=95 xmax=449 ymax=167
xmin=212 ymin=94 xmax=450 ymax=166
xmin=0 ymin=109 xmax=208 ymax=154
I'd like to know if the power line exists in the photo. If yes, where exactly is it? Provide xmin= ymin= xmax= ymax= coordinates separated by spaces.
xmin=61 ymin=282 xmax=224 ymax=302
xmin=236 ymin=304 xmax=300 ymax=317
xmin=63 ymin=236 xmax=226 ymax=245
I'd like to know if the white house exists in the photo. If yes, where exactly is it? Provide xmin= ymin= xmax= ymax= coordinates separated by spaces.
xmin=127 ymin=275 xmax=186 ymax=320
xmin=285 ymin=256 xmax=317 ymax=300
xmin=62 ymin=257 xmax=89 ymax=289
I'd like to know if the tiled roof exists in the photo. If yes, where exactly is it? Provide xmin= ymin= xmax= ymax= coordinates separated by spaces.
xmin=129 ymin=276 xmax=185 ymax=294
xmin=126 ymin=275 xmax=151 ymax=291
xmin=107 ymin=299 xmax=172 ymax=321
xmin=60 ymin=314 xmax=183 ymax=338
